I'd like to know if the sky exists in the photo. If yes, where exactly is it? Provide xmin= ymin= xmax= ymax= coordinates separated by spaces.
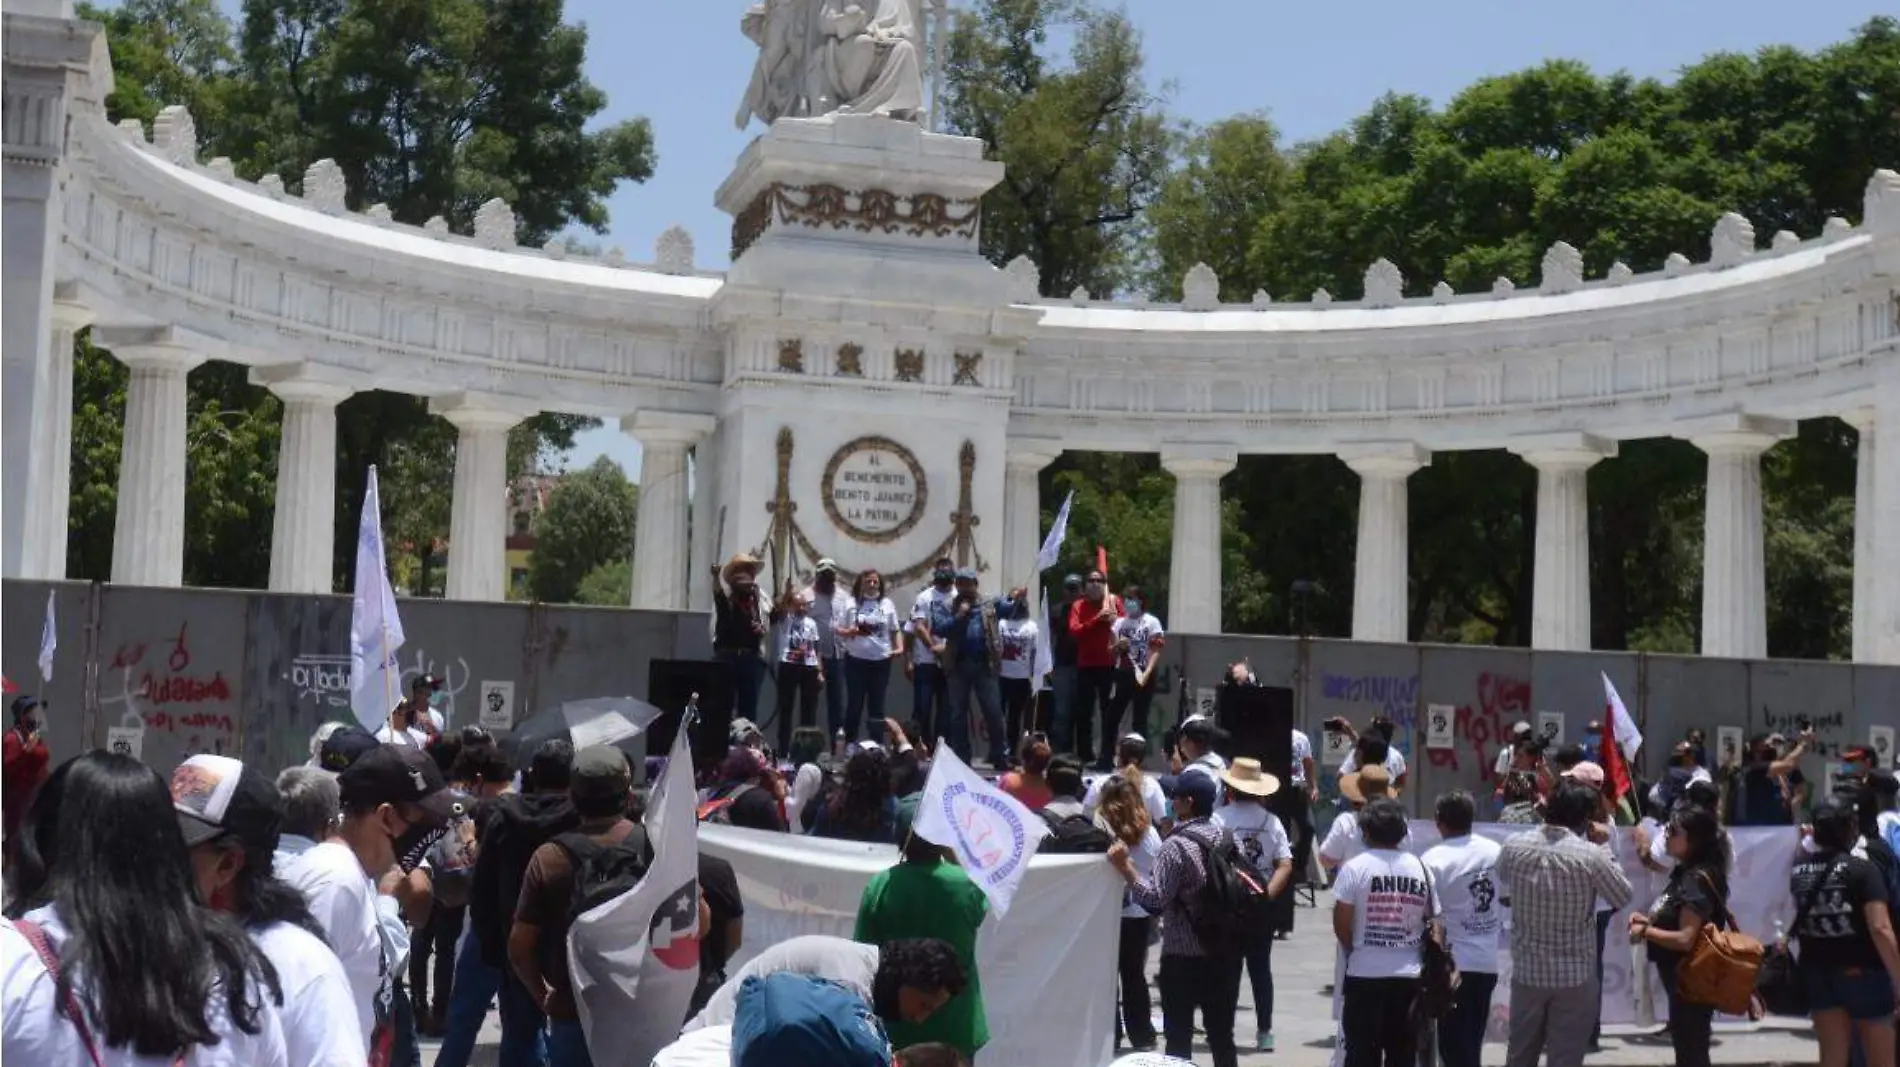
xmin=549 ymin=0 xmax=1886 ymax=476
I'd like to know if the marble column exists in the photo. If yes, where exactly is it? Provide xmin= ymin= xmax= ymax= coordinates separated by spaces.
xmin=432 ymin=394 xmax=529 ymax=603
xmin=1002 ymin=440 xmax=1062 ymax=591
xmin=625 ymin=412 xmax=715 ymax=611
xmin=2 ymin=14 xmax=107 ymax=578
xmin=1847 ymin=408 xmax=1878 ymax=662
xmin=687 ymin=435 xmax=719 ymax=613
xmin=1868 ymin=385 xmax=1900 ymax=664
xmin=1512 ymin=434 xmax=1617 ymax=651
xmin=1162 ymin=446 xmax=1237 ymax=634
xmin=99 ymin=330 xmax=203 ymax=587
xmin=254 ymin=365 xmax=355 ymax=593
xmin=1684 ymin=416 xmax=1793 ymax=659
xmin=21 ymin=288 xmax=93 ymax=579
xmin=1344 ymin=444 xmax=1430 ymax=643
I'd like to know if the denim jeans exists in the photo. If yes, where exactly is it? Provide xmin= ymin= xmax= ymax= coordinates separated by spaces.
xmin=433 ymin=925 xmax=548 ymax=1067
xmin=1159 ymin=953 xmax=1241 ymax=1067
xmin=946 ymin=659 xmax=1007 ymax=765
xmin=1242 ymin=936 xmax=1274 ymax=1032
xmin=911 ymin=661 xmax=947 ymax=741
xmin=1437 ymin=970 xmax=1497 ymax=1067
xmin=547 ymin=1019 xmax=593 ymax=1067
xmin=392 ymin=979 xmax=421 ymax=1067
xmin=842 ymin=655 xmax=892 ymax=741
xmin=717 ymin=649 xmax=767 ymax=726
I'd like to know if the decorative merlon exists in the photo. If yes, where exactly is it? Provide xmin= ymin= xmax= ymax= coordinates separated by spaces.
xmin=473 ymin=199 xmax=517 ymax=249
xmin=258 ymin=174 xmax=284 ymax=197
xmin=1607 ymin=261 xmax=1633 ymax=283
xmin=301 ymin=159 xmax=347 ymax=212
xmin=1540 ymin=242 xmax=1583 ymax=294
xmin=1251 ymin=290 xmax=1272 ymax=309
xmin=1491 ymin=277 xmax=1515 ymax=296
xmin=207 ymin=157 xmax=234 ymax=179
xmin=1771 ymin=230 xmax=1799 ymax=251
xmin=1709 ymin=212 xmax=1756 ymax=269
xmin=117 ymin=118 xmax=143 ymax=140
xmin=1867 ymin=169 xmax=1900 ymax=233
xmin=604 ymin=247 xmax=626 ymax=267
xmin=1070 ymin=286 xmax=1090 ymax=306
xmin=1182 ymin=262 xmax=1220 ymax=311
xmin=1431 ymin=281 xmax=1453 ymax=304
xmin=655 ymin=226 xmax=695 ymax=274
xmin=152 ymin=105 xmax=196 ymax=165
xmin=366 ymin=204 xmax=392 ymax=222
xmin=1823 ymin=216 xmax=1851 ymax=240
xmin=1312 ymin=288 xmax=1332 ymax=307
xmin=1363 ymin=259 xmax=1403 ymax=308
xmin=1664 ymin=253 xmax=1690 ymax=276
xmin=1004 ymin=256 xmax=1039 ymax=302
xmin=424 ymin=216 xmax=449 ymax=235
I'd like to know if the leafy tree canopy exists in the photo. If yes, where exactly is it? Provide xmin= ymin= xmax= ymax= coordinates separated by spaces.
xmin=527 ymin=457 xmax=638 ymax=605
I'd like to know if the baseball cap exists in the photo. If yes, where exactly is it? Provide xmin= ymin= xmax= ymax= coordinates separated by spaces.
xmin=814 ymin=558 xmax=838 ymax=573
xmin=1170 ymin=771 xmax=1218 ymax=813
xmin=338 ymin=744 xmax=458 ymax=824
xmin=319 ymin=724 xmax=379 ymax=773
xmin=1062 ymin=573 xmax=1083 ymax=589
xmin=412 ymin=673 xmax=442 ymax=692
xmin=170 ymin=755 xmax=285 ymax=848
xmin=1563 ymin=761 xmax=1606 ymax=788
xmin=953 ymin=567 xmax=978 ymax=582
xmin=571 ymin=745 xmax=633 ymax=804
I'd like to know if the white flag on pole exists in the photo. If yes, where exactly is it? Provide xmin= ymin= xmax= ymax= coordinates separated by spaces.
xmin=1031 ymin=593 xmax=1054 ymax=694
xmin=37 ymin=590 xmax=57 ymax=683
xmin=912 ymin=743 xmax=1050 ymax=917
xmin=1035 ymin=490 xmax=1074 ymax=573
xmin=1602 ymin=672 xmax=1643 ymax=762
xmin=569 ymin=723 xmax=700 ymax=1066
xmin=349 ymin=467 xmax=406 ymax=732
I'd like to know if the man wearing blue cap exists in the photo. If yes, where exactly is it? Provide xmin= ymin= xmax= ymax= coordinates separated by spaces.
xmin=936 ymin=569 xmax=1025 ymax=768
xmin=1107 ymin=770 xmax=1242 ymax=1067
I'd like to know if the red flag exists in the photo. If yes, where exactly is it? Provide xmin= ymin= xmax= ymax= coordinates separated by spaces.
xmin=1600 ymin=706 xmax=1636 ymax=823
xmin=1096 ymin=545 xmax=1109 ymax=578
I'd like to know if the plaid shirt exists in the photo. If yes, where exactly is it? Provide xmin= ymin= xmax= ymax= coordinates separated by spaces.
xmin=1127 ymin=818 xmax=1223 ymax=957
xmin=1498 ymin=825 xmax=1633 ymax=988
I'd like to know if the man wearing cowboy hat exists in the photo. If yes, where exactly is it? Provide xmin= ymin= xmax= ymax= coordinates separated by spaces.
xmin=711 ymin=553 xmax=772 ymax=728
xmin=1212 ymin=759 xmax=1294 ymax=1053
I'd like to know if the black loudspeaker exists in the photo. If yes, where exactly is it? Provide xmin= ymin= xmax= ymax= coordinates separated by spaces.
xmin=1216 ymin=683 xmax=1294 ymax=785
xmin=646 ymin=659 xmax=733 ymax=777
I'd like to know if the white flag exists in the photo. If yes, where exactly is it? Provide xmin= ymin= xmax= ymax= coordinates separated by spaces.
xmin=349 ymin=467 xmax=406 ymax=732
xmin=1035 ymin=490 xmax=1073 ymax=573
xmin=569 ymin=722 xmax=700 ymax=1065
xmin=1031 ymin=594 xmax=1054 ymax=694
xmin=912 ymin=742 xmax=1050 ymax=918
xmin=1602 ymin=672 xmax=1642 ymax=762
xmin=37 ymin=591 xmax=56 ymax=683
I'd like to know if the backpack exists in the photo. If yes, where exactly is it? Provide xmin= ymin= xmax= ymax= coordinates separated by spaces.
xmin=535 ymin=827 xmax=651 ymax=978
xmin=1186 ymin=829 xmax=1275 ymax=956
xmin=699 ymin=783 xmax=758 ymax=826
xmin=1038 ymin=809 xmax=1113 ymax=853
xmin=731 ymin=972 xmax=891 ymax=1067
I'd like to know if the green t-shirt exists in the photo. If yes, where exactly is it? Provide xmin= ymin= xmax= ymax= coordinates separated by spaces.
xmin=853 ymin=859 xmax=989 ymax=1056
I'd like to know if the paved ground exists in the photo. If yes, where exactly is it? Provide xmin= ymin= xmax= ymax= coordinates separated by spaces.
xmin=421 ymin=887 xmax=1819 ymax=1067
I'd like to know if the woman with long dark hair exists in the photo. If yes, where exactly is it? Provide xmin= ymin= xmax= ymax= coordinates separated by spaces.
xmin=1627 ymin=804 xmax=1731 ymax=1067
xmin=809 ymin=747 xmax=897 ymax=843
xmin=1096 ymin=774 xmax=1162 ymax=1052
xmin=835 ymin=568 xmax=903 ymax=743
xmin=1 ymin=751 xmax=288 ymax=1065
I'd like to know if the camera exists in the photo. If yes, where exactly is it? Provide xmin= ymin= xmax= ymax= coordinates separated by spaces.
xmin=1324 ymin=716 xmax=1350 ymax=733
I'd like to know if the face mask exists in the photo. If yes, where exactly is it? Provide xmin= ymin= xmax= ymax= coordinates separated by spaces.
xmin=1125 ymin=599 xmax=1142 ymax=617
xmin=428 ymin=690 xmax=447 ymax=710
xmin=1583 ymin=732 xmax=1601 ymax=752
xmin=392 ymin=816 xmax=447 ymax=874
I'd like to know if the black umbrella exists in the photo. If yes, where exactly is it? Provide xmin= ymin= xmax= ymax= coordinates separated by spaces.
xmin=506 ymin=696 xmax=664 ymax=775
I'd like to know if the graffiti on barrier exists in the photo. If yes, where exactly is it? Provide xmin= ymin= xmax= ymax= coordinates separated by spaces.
xmin=100 ymin=621 xmax=238 ymax=757
xmin=286 ymin=652 xmax=353 ymax=712
xmin=1425 ymin=671 xmax=1531 ymax=783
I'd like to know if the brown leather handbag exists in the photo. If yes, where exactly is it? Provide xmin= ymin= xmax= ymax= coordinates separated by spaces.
xmin=1675 ymin=871 xmax=1763 ymax=1015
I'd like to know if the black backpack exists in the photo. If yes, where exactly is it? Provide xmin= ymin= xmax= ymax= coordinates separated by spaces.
xmin=1038 ymin=809 xmax=1113 ymax=854
xmin=1187 ymin=830 xmax=1275 ymax=956
xmin=536 ymin=827 xmax=652 ymax=977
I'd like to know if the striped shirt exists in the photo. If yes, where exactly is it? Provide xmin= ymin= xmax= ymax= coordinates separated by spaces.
xmin=1126 ymin=818 xmax=1224 ymax=957
xmin=1498 ymin=825 xmax=1633 ymax=988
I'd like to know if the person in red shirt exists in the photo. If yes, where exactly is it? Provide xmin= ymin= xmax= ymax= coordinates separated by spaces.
xmin=1067 ymin=571 xmax=1122 ymax=769
xmin=3 ymin=695 xmax=52 ymax=854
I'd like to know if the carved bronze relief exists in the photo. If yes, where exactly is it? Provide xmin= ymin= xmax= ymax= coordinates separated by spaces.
xmin=894 ymin=349 xmax=924 ymax=383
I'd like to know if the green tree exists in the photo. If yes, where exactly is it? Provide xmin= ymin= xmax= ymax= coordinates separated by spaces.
xmin=1144 ymin=114 xmax=1289 ymax=301
xmin=527 ymin=457 xmax=637 ymax=604
xmin=574 ymin=559 xmax=631 ymax=607
xmin=942 ymin=0 xmax=1172 ymax=296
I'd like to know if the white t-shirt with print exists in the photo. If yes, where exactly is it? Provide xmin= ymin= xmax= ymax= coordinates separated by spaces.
xmin=1332 ymin=849 xmax=1435 ymax=978
xmin=1083 ymin=772 xmax=1169 ymax=829
xmin=1319 ymin=810 xmax=1365 ymax=867
xmin=840 ymin=597 xmax=901 ymax=662
xmin=1291 ymin=729 xmax=1314 ymax=786
xmin=909 ymin=586 xmax=951 ymax=665
xmin=1113 ymin=613 xmax=1166 ymax=672
xmin=780 ymin=616 xmax=822 ymax=668
xmin=1214 ymin=802 xmax=1294 ymax=871
xmin=998 ymin=617 xmax=1039 ymax=680
xmin=1340 ymin=747 xmax=1407 ymax=781
xmin=802 ymin=584 xmax=853 ymax=660
xmin=2 ymin=910 xmax=290 ymax=1067
xmin=252 ymin=921 xmax=369 ymax=1067
xmin=273 ymin=838 xmax=390 ymax=1043
xmin=1420 ymin=835 xmax=1503 ymax=975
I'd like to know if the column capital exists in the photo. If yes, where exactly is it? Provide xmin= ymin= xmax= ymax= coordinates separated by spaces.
xmin=90 ymin=325 xmax=206 ymax=373
xmin=1511 ymin=432 xmax=1618 ymax=471
xmin=1842 ymin=406 xmax=1876 ymax=432
xmin=430 ymin=391 xmax=535 ymax=431
xmin=50 ymin=281 xmax=93 ymax=333
xmin=620 ymin=410 xmax=715 ymax=446
xmin=1004 ymin=437 xmax=1063 ymax=473
xmin=1341 ymin=442 xmax=1429 ymax=479
xmin=1676 ymin=413 xmax=1795 ymax=456
xmin=1160 ymin=443 xmax=1237 ymax=479
xmin=249 ymin=363 xmax=359 ymax=405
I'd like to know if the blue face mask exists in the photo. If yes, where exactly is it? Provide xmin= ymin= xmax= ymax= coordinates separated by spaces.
xmin=428 ymin=690 xmax=448 ymax=710
xmin=1584 ymin=732 xmax=1601 ymax=752
xmin=1126 ymin=599 xmax=1143 ymax=617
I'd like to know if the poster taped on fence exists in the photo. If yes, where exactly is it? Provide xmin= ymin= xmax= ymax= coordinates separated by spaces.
xmin=1536 ymin=710 xmax=1565 ymax=744
xmin=1715 ymin=726 xmax=1743 ymax=768
xmin=697 ymin=824 xmax=1123 ymax=1067
xmin=1425 ymin=704 xmax=1456 ymax=750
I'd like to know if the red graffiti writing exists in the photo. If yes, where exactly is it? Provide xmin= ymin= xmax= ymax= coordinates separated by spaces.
xmin=1427 ymin=672 xmax=1531 ymax=783
xmin=137 ymin=671 xmax=231 ymax=706
xmin=143 ymin=710 xmax=236 ymax=735
xmin=111 ymin=622 xmax=192 ymax=672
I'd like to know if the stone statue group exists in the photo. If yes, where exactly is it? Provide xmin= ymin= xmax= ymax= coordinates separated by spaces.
xmin=736 ymin=0 xmax=927 ymax=128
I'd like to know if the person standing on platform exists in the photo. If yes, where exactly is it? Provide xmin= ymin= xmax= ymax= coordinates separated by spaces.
xmin=712 ymin=554 xmax=772 ymax=730
xmin=997 ymin=599 xmax=1040 ymax=745
xmin=1420 ymin=791 xmax=1502 ymax=1067
xmin=773 ymin=590 xmax=826 ymax=757
xmin=938 ymin=570 xmax=1021 ymax=768
xmin=907 ymin=560 xmax=958 ymax=742
xmin=1069 ymin=571 xmax=1122 ymax=766
xmin=803 ymin=559 xmax=854 ymax=744
xmin=1048 ymin=574 xmax=1084 ymax=756
xmin=1102 ymin=587 xmax=1165 ymax=771
xmin=837 ymin=570 xmax=904 ymax=743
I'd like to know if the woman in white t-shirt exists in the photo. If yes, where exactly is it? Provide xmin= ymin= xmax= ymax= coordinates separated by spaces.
xmin=834 ymin=569 xmax=904 ymax=743
xmin=997 ymin=600 xmax=1041 ymax=745
xmin=1418 ymin=791 xmax=1502 ymax=1067
xmin=1095 ymin=774 xmax=1163 ymax=1053
xmin=1085 ymin=735 xmax=1170 ymax=832
xmin=2 ymin=752 xmax=290 ymax=1067
xmin=1331 ymin=798 xmax=1437 ymax=1067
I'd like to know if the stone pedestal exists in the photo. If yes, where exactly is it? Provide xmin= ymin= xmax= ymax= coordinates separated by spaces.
xmin=433 ymin=394 xmax=531 ymax=602
xmin=626 ymin=412 xmax=713 ymax=611
xmin=1163 ymin=447 xmax=1236 ymax=635
xmin=1513 ymin=434 xmax=1617 ymax=651
xmin=98 ymin=330 xmax=203 ymax=586
xmin=1684 ymin=416 xmax=1793 ymax=659
xmin=1345 ymin=444 xmax=1429 ymax=643
xmin=255 ymin=365 xmax=355 ymax=593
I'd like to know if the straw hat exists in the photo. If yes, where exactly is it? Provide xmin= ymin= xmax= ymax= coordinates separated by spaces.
xmin=1339 ymin=764 xmax=1393 ymax=806
xmin=721 ymin=552 xmax=761 ymax=582
xmin=1219 ymin=758 xmax=1281 ymax=798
